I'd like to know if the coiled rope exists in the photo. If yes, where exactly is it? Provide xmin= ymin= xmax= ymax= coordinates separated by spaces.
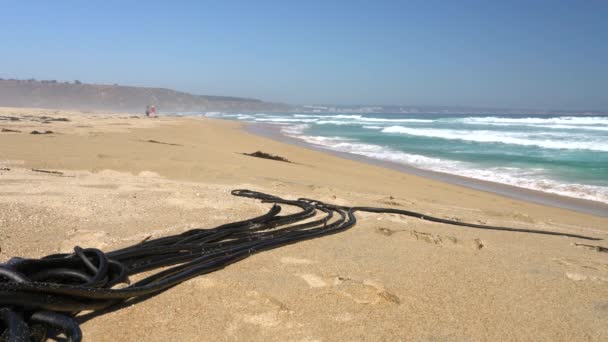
xmin=0 ymin=189 xmax=600 ymax=341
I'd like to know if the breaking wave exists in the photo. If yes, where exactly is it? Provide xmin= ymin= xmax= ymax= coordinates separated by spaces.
xmin=285 ymin=134 xmax=608 ymax=203
xmin=381 ymin=126 xmax=608 ymax=151
xmin=201 ymin=111 xmax=608 ymax=203
xmin=462 ymin=116 xmax=608 ymax=126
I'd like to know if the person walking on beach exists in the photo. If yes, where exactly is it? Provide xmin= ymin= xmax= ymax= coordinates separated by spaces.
xmin=145 ymin=105 xmax=150 ymax=117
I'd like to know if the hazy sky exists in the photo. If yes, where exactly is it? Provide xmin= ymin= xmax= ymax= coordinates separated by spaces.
xmin=1 ymin=0 xmax=606 ymax=109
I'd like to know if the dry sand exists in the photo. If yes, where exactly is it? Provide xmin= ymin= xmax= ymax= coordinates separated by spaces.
xmin=1 ymin=107 xmax=607 ymax=341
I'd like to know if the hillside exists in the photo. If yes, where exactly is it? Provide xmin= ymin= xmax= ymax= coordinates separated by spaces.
xmin=0 ymin=79 xmax=289 ymax=113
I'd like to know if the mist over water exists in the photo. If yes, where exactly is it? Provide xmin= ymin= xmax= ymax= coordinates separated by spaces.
xmin=202 ymin=112 xmax=608 ymax=203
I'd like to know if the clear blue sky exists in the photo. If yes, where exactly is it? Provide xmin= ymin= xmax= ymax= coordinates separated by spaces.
xmin=1 ymin=0 xmax=606 ymax=109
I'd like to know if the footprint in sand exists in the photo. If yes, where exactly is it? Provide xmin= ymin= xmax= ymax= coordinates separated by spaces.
xmin=226 ymin=290 xmax=296 ymax=337
xmin=60 ymin=229 xmax=113 ymax=253
xmin=241 ymin=311 xmax=282 ymax=328
xmin=410 ymin=230 xmax=458 ymax=246
xmin=374 ymin=227 xmax=485 ymax=250
xmin=594 ymin=302 xmax=608 ymax=313
xmin=472 ymin=238 xmax=485 ymax=250
xmin=333 ymin=277 xmax=401 ymax=305
xmin=553 ymin=257 xmax=608 ymax=282
xmin=281 ymin=256 xmax=314 ymax=265
xmin=245 ymin=291 xmax=291 ymax=312
xmin=296 ymin=273 xmax=400 ymax=305
xmin=565 ymin=272 xmax=608 ymax=282
xmin=297 ymin=274 xmax=327 ymax=288
xmin=374 ymin=227 xmax=402 ymax=236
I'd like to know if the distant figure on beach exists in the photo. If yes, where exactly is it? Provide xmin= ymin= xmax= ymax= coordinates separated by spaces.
xmin=145 ymin=105 xmax=157 ymax=118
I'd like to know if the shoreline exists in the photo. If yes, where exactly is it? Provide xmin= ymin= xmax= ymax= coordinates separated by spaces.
xmin=2 ymin=108 xmax=608 ymax=341
xmin=246 ymin=122 xmax=608 ymax=217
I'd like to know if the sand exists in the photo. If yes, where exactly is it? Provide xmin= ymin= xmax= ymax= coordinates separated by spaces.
xmin=1 ymin=107 xmax=607 ymax=341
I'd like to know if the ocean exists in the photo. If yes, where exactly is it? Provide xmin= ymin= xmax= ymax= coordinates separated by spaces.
xmin=202 ymin=112 xmax=608 ymax=204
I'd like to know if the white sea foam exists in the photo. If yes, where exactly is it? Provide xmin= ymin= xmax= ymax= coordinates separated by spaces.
xmin=294 ymin=114 xmax=363 ymax=119
xmin=224 ymin=112 xmax=440 ymax=127
xmin=381 ymin=126 xmax=608 ymax=151
xmin=464 ymin=121 xmax=608 ymax=131
xmin=235 ymin=114 xmax=254 ymax=120
xmin=463 ymin=116 xmax=608 ymax=126
xmin=309 ymin=118 xmax=434 ymax=126
xmin=454 ymin=168 xmax=608 ymax=203
xmin=331 ymin=114 xmax=363 ymax=119
xmin=316 ymin=120 xmax=359 ymax=125
xmin=281 ymin=124 xmax=310 ymax=135
xmin=295 ymin=135 xmax=454 ymax=166
xmin=287 ymin=114 xmax=433 ymax=124
xmin=532 ymin=124 xmax=608 ymax=131
xmin=254 ymin=117 xmax=318 ymax=123
xmin=288 ymin=134 xmax=608 ymax=203
xmin=206 ymin=112 xmax=608 ymax=202
xmin=204 ymin=111 xmax=224 ymax=116
xmin=358 ymin=117 xmax=433 ymax=123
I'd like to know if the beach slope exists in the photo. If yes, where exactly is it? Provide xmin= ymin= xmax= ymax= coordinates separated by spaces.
xmin=1 ymin=107 xmax=607 ymax=341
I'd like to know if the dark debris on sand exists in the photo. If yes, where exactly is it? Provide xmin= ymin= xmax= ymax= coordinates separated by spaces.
xmin=31 ymin=169 xmax=64 ymax=175
xmin=143 ymin=139 xmax=183 ymax=146
xmin=23 ymin=115 xmax=70 ymax=122
xmin=574 ymin=243 xmax=608 ymax=253
xmin=0 ymin=116 xmax=20 ymax=121
xmin=30 ymin=130 xmax=54 ymax=135
xmin=243 ymin=151 xmax=292 ymax=163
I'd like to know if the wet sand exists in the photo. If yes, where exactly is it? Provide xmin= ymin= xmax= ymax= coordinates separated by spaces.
xmin=1 ymin=107 xmax=607 ymax=341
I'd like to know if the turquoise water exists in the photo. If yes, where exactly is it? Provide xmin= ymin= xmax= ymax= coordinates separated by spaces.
xmin=205 ymin=112 xmax=608 ymax=203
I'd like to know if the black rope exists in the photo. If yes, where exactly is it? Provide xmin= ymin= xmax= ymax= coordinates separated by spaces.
xmin=0 ymin=189 xmax=600 ymax=341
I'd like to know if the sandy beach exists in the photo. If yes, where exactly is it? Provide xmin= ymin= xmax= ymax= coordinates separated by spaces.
xmin=1 ymin=107 xmax=607 ymax=341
